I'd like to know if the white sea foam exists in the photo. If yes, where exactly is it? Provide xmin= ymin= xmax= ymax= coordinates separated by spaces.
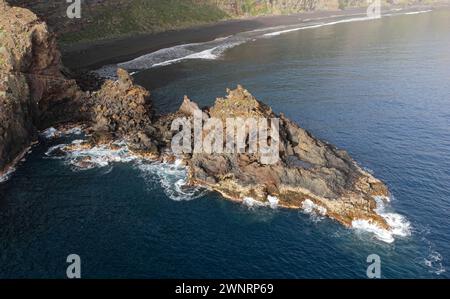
xmin=424 ymin=250 xmax=446 ymax=275
xmin=301 ymin=199 xmax=327 ymax=222
xmin=41 ymin=127 xmax=60 ymax=139
xmin=264 ymin=10 xmax=432 ymax=37
xmin=263 ymin=23 xmax=327 ymax=37
xmin=267 ymin=195 xmax=279 ymax=209
xmin=242 ymin=195 xmax=279 ymax=209
xmin=302 ymin=199 xmax=327 ymax=215
xmin=93 ymin=9 xmax=433 ymax=77
xmin=68 ymin=144 xmax=138 ymax=169
xmin=374 ymin=196 xmax=411 ymax=237
xmin=45 ymin=144 xmax=67 ymax=157
xmin=40 ymin=126 xmax=84 ymax=139
xmin=405 ymin=10 xmax=433 ymax=15
xmin=45 ymin=139 xmax=138 ymax=169
xmin=151 ymin=44 xmax=235 ymax=67
xmin=416 ymin=227 xmax=447 ymax=275
xmin=64 ymin=127 xmax=83 ymax=136
xmin=0 ymin=166 xmax=16 ymax=183
xmin=352 ymin=196 xmax=411 ymax=243
xmin=138 ymin=159 xmax=206 ymax=201
xmin=46 ymin=137 xmax=206 ymax=201
xmin=352 ymin=219 xmax=396 ymax=243
xmin=301 ymin=12 xmax=365 ymax=23
xmin=243 ymin=197 xmax=266 ymax=208
xmin=117 ymin=37 xmax=247 ymax=70
xmin=264 ymin=15 xmax=383 ymax=37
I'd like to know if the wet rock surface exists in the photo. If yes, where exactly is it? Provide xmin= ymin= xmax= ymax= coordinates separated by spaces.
xmin=163 ymin=86 xmax=390 ymax=229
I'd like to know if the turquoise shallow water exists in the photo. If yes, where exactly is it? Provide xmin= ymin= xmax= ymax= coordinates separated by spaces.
xmin=1 ymin=9 xmax=449 ymax=278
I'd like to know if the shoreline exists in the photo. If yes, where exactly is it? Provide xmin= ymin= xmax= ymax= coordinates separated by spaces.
xmin=0 ymin=143 xmax=36 ymax=184
xmin=62 ymin=4 xmax=445 ymax=71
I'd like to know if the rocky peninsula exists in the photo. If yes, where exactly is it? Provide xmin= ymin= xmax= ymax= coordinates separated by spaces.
xmin=1 ymin=2 xmax=396 ymax=238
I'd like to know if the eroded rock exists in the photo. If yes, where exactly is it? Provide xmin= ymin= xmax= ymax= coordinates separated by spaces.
xmin=89 ymin=68 xmax=158 ymax=154
xmin=0 ymin=1 xmax=87 ymax=174
xmin=164 ymin=86 xmax=390 ymax=229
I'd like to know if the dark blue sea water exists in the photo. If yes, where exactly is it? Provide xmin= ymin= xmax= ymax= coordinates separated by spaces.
xmin=1 ymin=9 xmax=449 ymax=278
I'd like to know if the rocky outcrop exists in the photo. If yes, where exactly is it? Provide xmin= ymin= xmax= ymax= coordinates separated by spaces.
xmin=0 ymin=1 xmax=87 ymax=174
xmin=162 ymin=86 xmax=390 ymax=229
xmin=89 ymin=68 xmax=159 ymax=154
xmin=69 ymin=74 xmax=391 ymax=229
xmin=0 ymin=2 xmax=161 ymax=176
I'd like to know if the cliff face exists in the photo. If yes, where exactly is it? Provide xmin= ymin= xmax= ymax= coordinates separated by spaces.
xmin=0 ymin=1 xmax=86 ymax=173
xmin=211 ymin=0 xmax=341 ymax=15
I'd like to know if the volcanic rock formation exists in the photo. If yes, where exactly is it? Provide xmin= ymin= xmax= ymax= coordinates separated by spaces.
xmin=154 ymin=85 xmax=391 ymax=229
xmin=0 ymin=0 xmax=87 ymax=174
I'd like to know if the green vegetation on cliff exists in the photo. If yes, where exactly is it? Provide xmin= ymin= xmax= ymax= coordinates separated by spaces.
xmin=60 ymin=0 xmax=228 ymax=44
xmin=7 ymin=0 xmax=445 ymax=45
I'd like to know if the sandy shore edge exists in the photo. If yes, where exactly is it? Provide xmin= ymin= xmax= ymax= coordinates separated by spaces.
xmin=62 ymin=4 xmax=448 ymax=71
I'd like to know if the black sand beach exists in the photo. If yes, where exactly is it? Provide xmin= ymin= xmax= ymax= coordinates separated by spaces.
xmin=61 ymin=4 xmax=445 ymax=71
xmin=61 ymin=7 xmax=370 ymax=70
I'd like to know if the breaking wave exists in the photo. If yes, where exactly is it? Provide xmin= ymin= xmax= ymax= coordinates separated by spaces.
xmin=263 ymin=15 xmax=379 ymax=37
xmin=352 ymin=196 xmax=412 ymax=243
xmin=137 ymin=160 xmax=207 ymax=201
xmin=242 ymin=195 xmax=279 ymax=210
xmin=301 ymin=199 xmax=327 ymax=222
xmin=404 ymin=10 xmax=433 ymax=15
xmin=41 ymin=127 xmax=60 ymax=139
xmin=45 ymin=139 xmax=139 ymax=170
xmin=45 ymin=137 xmax=207 ymax=201
xmin=39 ymin=129 xmax=415 ymax=244
xmin=40 ymin=126 xmax=84 ymax=139
xmin=96 ymin=36 xmax=248 ymax=76
xmin=0 ymin=166 xmax=16 ymax=183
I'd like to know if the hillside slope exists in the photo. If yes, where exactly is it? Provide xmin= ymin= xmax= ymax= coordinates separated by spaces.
xmin=6 ymin=0 xmax=442 ymax=45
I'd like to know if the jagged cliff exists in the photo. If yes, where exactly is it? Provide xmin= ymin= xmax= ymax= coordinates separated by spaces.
xmin=151 ymin=85 xmax=390 ymax=229
xmin=0 ymin=0 xmax=88 ymax=174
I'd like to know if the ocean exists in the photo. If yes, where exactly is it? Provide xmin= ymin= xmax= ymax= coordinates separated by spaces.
xmin=0 ymin=8 xmax=449 ymax=278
